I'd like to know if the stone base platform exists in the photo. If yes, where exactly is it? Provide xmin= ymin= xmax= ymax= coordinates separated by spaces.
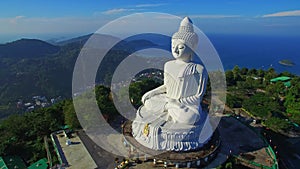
xmin=122 ymin=120 xmax=220 ymax=168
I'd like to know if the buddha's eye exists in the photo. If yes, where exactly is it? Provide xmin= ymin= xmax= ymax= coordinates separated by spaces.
xmin=178 ymin=45 xmax=185 ymax=49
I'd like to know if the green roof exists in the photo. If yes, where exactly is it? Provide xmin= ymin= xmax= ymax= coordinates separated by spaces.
xmin=0 ymin=157 xmax=7 ymax=169
xmin=284 ymin=81 xmax=291 ymax=87
xmin=61 ymin=125 xmax=70 ymax=129
xmin=28 ymin=158 xmax=48 ymax=169
xmin=0 ymin=156 xmax=27 ymax=169
xmin=270 ymin=76 xmax=291 ymax=82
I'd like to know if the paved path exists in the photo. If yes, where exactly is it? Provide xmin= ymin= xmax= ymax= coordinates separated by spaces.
xmin=78 ymin=130 xmax=120 ymax=169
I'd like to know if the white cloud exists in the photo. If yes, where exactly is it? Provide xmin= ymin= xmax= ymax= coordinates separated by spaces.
xmin=101 ymin=8 xmax=135 ymax=15
xmin=190 ymin=15 xmax=241 ymax=19
xmin=264 ymin=23 xmax=290 ymax=27
xmin=0 ymin=16 xmax=109 ymax=35
xmin=154 ymin=14 xmax=240 ymax=20
xmin=135 ymin=3 xmax=166 ymax=8
xmin=155 ymin=15 xmax=180 ymax=20
xmin=100 ymin=3 xmax=166 ymax=16
xmin=9 ymin=15 xmax=25 ymax=24
xmin=262 ymin=10 xmax=300 ymax=18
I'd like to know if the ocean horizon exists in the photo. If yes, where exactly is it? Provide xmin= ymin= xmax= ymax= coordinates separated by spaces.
xmin=208 ymin=34 xmax=300 ymax=75
xmin=131 ymin=33 xmax=300 ymax=75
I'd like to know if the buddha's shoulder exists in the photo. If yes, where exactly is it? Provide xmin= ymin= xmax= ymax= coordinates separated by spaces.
xmin=194 ymin=64 xmax=204 ymax=73
xmin=165 ymin=61 xmax=204 ymax=72
xmin=164 ymin=60 xmax=176 ymax=67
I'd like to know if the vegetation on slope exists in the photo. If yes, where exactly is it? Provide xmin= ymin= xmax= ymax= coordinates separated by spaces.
xmin=225 ymin=66 xmax=300 ymax=132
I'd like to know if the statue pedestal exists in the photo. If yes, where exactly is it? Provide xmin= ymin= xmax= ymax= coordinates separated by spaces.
xmin=132 ymin=106 xmax=213 ymax=151
xmin=123 ymin=120 xmax=220 ymax=167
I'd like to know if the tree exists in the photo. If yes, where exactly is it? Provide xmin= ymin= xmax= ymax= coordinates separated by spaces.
xmin=226 ymin=70 xmax=235 ymax=86
xmin=225 ymin=162 xmax=233 ymax=169
xmin=0 ymin=104 xmax=65 ymax=163
xmin=242 ymin=93 xmax=281 ymax=118
xmin=232 ymin=65 xmax=242 ymax=81
xmin=279 ymin=71 xmax=293 ymax=77
xmin=232 ymin=65 xmax=240 ymax=76
xmin=226 ymin=94 xmax=242 ymax=108
xmin=240 ymin=67 xmax=248 ymax=75
xmin=64 ymin=100 xmax=81 ymax=129
xmin=257 ymin=69 xmax=264 ymax=78
xmin=247 ymin=68 xmax=257 ymax=76
xmin=95 ymin=85 xmax=119 ymax=120
xmin=264 ymin=68 xmax=277 ymax=84
xmin=264 ymin=117 xmax=291 ymax=131
xmin=266 ymin=82 xmax=286 ymax=97
xmin=129 ymin=79 xmax=161 ymax=107
xmin=284 ymin=81 xmax=300 ymax=124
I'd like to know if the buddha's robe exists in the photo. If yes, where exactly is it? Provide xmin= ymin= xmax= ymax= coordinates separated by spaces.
xmin=141 ymin=60 xmax=207 ymax=125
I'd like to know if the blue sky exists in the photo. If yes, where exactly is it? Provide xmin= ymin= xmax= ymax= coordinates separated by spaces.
xmin=1 ymin=0 xmax=300 ymax=43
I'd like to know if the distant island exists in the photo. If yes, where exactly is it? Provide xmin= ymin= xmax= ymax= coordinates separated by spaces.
xmin=279 ymin=59 xmax=295 ymax=66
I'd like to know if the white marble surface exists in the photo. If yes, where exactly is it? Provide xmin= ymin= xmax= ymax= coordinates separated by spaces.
xmin=132 ymin=17 xmax=213 ymax=151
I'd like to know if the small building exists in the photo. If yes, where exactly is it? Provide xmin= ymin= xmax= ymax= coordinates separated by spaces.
xmin=28 ymin=158 xmax=48 ymax=169
xmin=16 ymin=101 xmax=23 ymax=109
xmin=0 ymin=156 xmax=27 ymax=169
xmin=270 ymin=76 xmax=291 ymax=87
xmin=24 ymin=102 xmax=33 ymax=107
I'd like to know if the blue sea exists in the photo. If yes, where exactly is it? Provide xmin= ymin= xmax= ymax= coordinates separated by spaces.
xmin=132 ymin=33 xmax=300 ymax=75
xmin=207 ymin=34 xmax=300 ymax=75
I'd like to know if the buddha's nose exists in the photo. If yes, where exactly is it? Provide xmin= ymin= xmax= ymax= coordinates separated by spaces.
xmin=174 ymin=47 xmax=179 ymax=54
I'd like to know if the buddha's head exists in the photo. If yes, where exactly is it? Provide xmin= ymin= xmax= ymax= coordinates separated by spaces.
xmin=172 ymin=17 xmax=198 ymax=62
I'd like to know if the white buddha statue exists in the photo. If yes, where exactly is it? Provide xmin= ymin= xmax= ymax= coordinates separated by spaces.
xmin=132 ymin=17 xmax=213 ymax=151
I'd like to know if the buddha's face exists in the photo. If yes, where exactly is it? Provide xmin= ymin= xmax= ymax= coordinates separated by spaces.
xmin=171 ymin=39 xmax=192 ymax=62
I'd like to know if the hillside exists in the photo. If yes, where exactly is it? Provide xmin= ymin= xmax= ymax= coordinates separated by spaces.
xmin=55 ymin=34 xmax=92 ymax=46
xmin=0 ymin=34 xmax=160 ymax=118
xmin=0 ymin=42 xmax=79 ymax=118
xmin=0 ymin=39 xmax=60 ymax=58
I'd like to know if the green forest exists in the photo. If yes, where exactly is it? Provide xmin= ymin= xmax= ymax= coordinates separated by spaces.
xmin=0 ymin=41 xmax=81 ymax=118
xmin=225 ymin=66 xmax=300 ymax=132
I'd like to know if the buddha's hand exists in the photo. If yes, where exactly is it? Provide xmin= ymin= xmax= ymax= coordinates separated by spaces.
xmin=141 ymin=85 xmax=166 ymax=104
xmin=141 ymin=91 xmax=154 ymax=104
xmin=165 ymin=98 xmax=185 ymax=110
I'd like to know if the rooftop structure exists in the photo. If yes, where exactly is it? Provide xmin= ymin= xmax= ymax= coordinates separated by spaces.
xmin=0 ymin=156 xmax=27 ymax=169
xmin=51 ymin=130 xmax=97 ymax=169
xmin=28 ymin=158 xmax=48 ymax=169
xmin=270 ymin=76 xmax=291 ymax=87
xmin=270 ymin=76 xmax=291 ymax=82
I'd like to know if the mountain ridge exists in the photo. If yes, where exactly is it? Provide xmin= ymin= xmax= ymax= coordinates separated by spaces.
xmin=0 ymin=38 xmax=60 ymax=58
xmin=0 ymin=34 xmax=161 ymax=118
